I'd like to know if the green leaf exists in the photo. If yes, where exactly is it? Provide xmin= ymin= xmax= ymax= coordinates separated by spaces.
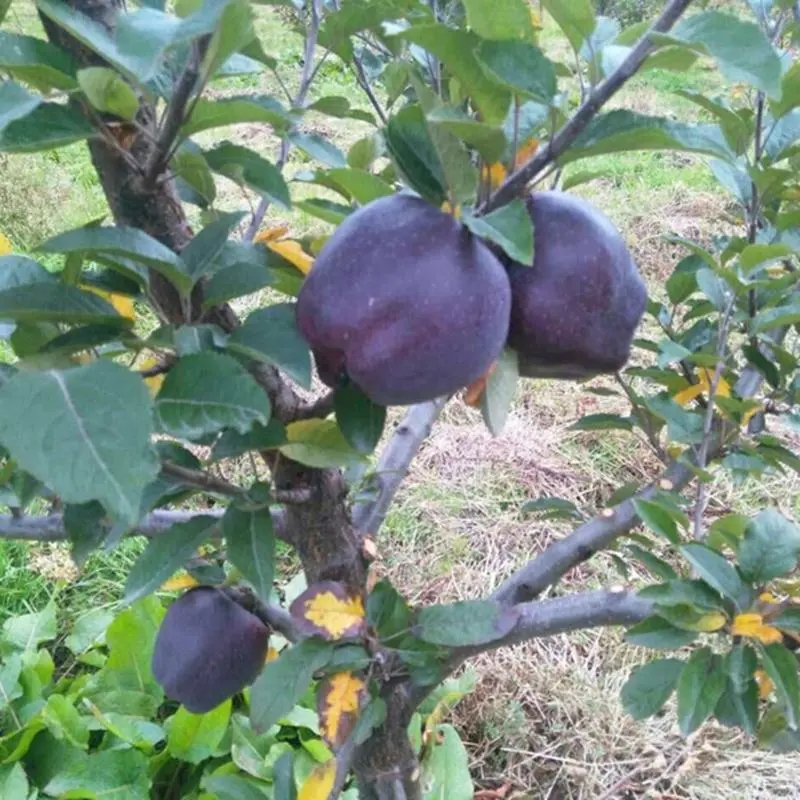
xmin=0 ymin=32 xmax=77 ymax=91
xmin=626 ymin=544 xmax=678 ymax=581
xmin=384 ymin=104 xmax=447 ymax=205
xmin=541 ymin=0 xmax=596 ymax=53
xmin=279 ymin=419 xmax=367 ymax=470
xmin=201 ymin=0 xmax=255 ymax=81
xmin=415 ymin=600 xmax=518 ymax=647
xmin=124 ymin=515 xmax=219 ymax=604
xmin=367 ymin=579 xmax=413 ymax=642
xmin=426 ymin=108 xmax=507 ymax=164
xmin=638 ymin=580 xmax=725 ymax=612
xmin=289 ymin=131 xmax=346 ymax=169
xmin=462 ymin=199 xmax=533 ymax=265
xmin=521 ymin=496 xmax=583 ymax=521
xmin=295 ymin=198 xmax=352 ymax=226
xmin=0 ymin=764 xmax=28 ymax=798
xmin=480 ymin=347 xmax=518 ymax=436
xmin=43 ymin=694 xmax=90 ymax=749
xmin=307 ymin=95 xmax=375 ymax=125
xmin=311 ymin=167 xmax=394 ymax=205
xmin=171 ymin=143 xmax=217 ymax=208
xmin=714 ymin=679 xmax=758 ymax=735
xmin=676 ymin=647 xmax=726 ymax=736
xmin=2 ymin=601 xmax=57 ymax=651
xmin=250 ymin=638 xmax=333 ymax=733
xmin=181 ymin=211 xmax=246 ymax=282
xmin=476 ymin=40 xmax=556 ymax=103
xmin=621 ymin=658 xmax=684 ymax=720
xmin=0 ymin=99 xmax=94 ymax=152
xmin=0 ymin=81 xmax=41 ymax=130
xmin=752 ymin=304 xmax=800 ymax=334
xmin=0 ymin=361 xmax=157 ymax=524
xmin=77 ymin=66 xmax=139 ymax=120
xmin=224 ymin=506 xmax=275 ymax=603
xmin=462 ymin=0 xmax=533 ymax=40
xmin=0 ymin=654 xmax=23 ymax=709
xmin=680 ymin=543 xmax=751 ymax=610
xmin=181 ymin=94 xmax=293 ymax=138
xmin=398 ymin=26 xmax=511 ymax=124
xmin=334 ymin=380 xmax=386 ymax=455
xmin=44 ymin=748 xmax=150 ymax=798
xmin=569 ymin=413 xmax=634 ymax=432
xmin=561 ymin=110 xmax=733 ymax=166
xmin=155 ymin=352 xmax=271 ymax=440
xmin=203 ymin=260 xmax=273 ymax=307
xmin=738 ymin=509 xmax=800 ymax=583
xmin=420 ymin=723 xmax=473 ymax=800
xmin=204 ymin=142 xmax=291 ymax=209
xmin=0 ymin=283 xmax=128 ymax=326
xmin=625 ymin=616 xmax=698 ymax=649
xmin=210 ymin=419 xmax=287 ymax=461
xmin=227 ymin=304 xmax=312 ymax=389
xmin=168 ymin=699 xmax=231 ymax=764
xmin=202 ymin=775 xmax=272 ymax=800
xmin=761 ymin=643 xmax=800 ymax=729
xmin=40 ymin=225 xmax=189 ymax=293
xmin=65 ymin=608 xmax=115 ymax=654
xmin=634 ymin=498 xmax=682 ymax=545
xmin=669 ymin=11 xmax=782 ymax=98
xmin=727 ymin=643 xmax=758 ymax=694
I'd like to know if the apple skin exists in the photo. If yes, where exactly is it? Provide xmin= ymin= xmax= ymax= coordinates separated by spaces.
xmin=151 ymin=586 xmax=270 ymax=714
xmin=295 ymin=192 xmax=512 ymax=406
xmin=504 ymin=191 xmax=647 ymax=380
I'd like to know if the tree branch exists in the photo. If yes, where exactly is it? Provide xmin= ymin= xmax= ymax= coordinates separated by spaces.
xmin=143 ymin=36 xmax=210 ymax=185
xmin=455 ymin=590 xmax=652 ymax=661
xmin=0 ymin=508 xmax=291 ymax=545
xmin=161 ymin=462 xmax=246 ymax=497
xmin=350 ymin=396 xmax=449 ymax=534
xmin=491 ymin=457 xmax=700 ymax=606
xmin=482 ymin=0 xmax=695 ymax=212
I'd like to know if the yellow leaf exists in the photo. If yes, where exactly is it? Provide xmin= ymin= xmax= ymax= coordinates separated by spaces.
xmin=755 ymin=669 xmax=775 ymax=700
xmin=160 ymin=573 xmax=199 ymax=592
xmin=265 ymin=647 xmax=280 ymax=663
xmin=0 ymin=232 xmax=12 ymax=255
xmin=731 ymin=613 xmax=783 ymax=644
xmin=483 ymin=161 xmax=507 ymax=191
xmin=299 ymin=759 xmax=336 ymax=800
xmin=440 ymin=201 xmax=461 ymax=220
xmin=666 ymin=444 xmax=684 ymax=459
xmin=253 ymin=224 xmax=290 ymax=244
xmin=673 ymin=381 xmax=705 ymax=406
xmin=759 ymin=592 xmax=780 ymax=605
xmin=741 ymin=404 xmax=763 ymax=429
xmin=318 ymin=671 xmax=366 ymax=750
xmin=290 ymin=581 xmax=367 ymax=641
xmin=513 ymin=138 xmax=539 ymax=168
xmin=530 ymin=8 xmax=542 ymax=29
xmin=267 ymin=239 xmax=314 ymax=275
xmin=82 ymin=284 xmax=135 ymax=320
xmin=137 ymin=355 xmax=165 ymax=395
xmin=462 ymin=362 xmax=496 ymax=407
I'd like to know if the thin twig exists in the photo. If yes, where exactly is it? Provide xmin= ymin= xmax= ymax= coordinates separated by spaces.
xmin=244 ymin=0 xmax=323 ymax=241
xmin=353 ymin=52 xmax=388 ymax=125
xmin=144 ymin=37 xmax=210 ymax=184
xmin=482 ymin=0 xmax=695 ymax=213
xmin=350 ymin=396 xmax=449 ymax=535
xmin=161 ymin=462 xmax=246 ymax=497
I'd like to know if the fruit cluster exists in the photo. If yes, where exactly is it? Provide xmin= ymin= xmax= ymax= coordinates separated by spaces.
xmin=296 ymin=190 xmax=648 ymax=406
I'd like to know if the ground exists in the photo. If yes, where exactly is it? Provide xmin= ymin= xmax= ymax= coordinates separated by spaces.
xmin=1 ymin=3 xmax=800 ymax=798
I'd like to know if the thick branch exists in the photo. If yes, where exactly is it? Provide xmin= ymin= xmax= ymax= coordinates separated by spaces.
xmin=350 ymin=396 xmax=449 ymax=535
xmin=491 ymin=457 xmax=699 ymax=606
xmin=0 ymin=509 xmax=292 ymax=544
xmin=455 ymin=590 xmax=652 ymax=660
xmin=483 ymin=0 xmax=695 ymax=212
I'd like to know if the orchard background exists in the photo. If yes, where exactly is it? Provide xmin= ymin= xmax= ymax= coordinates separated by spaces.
xmin=1 ymin=0 xmax=800 ymax=798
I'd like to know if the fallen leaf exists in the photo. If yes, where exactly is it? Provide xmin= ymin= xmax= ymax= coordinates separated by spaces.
xmin=0 ymin=232 xmax=12 ymax=255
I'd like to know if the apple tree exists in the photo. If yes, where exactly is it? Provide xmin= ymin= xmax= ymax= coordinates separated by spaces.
xmin=0 ymin=0 xmax=799 ymax=796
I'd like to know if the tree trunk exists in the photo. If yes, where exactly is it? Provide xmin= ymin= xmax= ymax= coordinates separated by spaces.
xmin=44 ymin=2 xmax=423 ymax=795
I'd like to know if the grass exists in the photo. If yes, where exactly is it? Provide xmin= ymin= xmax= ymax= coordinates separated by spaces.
xmin=1 ymin=3 xmax=799 ymax=797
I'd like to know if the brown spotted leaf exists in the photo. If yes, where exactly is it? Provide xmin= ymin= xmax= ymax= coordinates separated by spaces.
xmin=298 ymin=758 xmax=336 ymax=800
xmin=317 ymin=671 xmax=367 ymax=751
xmin=290 ymin=581 xmax=368 ymax=640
